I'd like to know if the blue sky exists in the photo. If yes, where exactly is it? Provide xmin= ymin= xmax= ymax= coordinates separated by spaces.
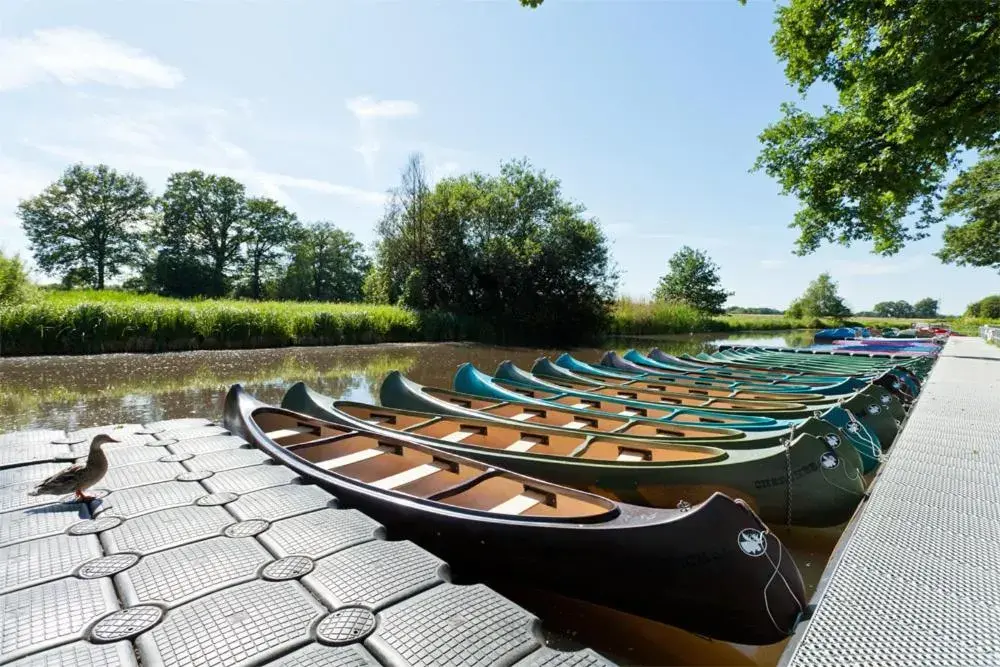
xmin=1 ymin=0 xmax=996 ymax=314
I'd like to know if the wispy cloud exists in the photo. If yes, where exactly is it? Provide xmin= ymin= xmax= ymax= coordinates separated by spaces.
xmin=346 ymin=96 xmax=420 ymax=120
xmin=759 ymin=259 xmax=785 ymax=269
xmin=0 ymin=27 xmax=184 ymax=91
xmin=24 ymin=97 xmax=386 ymax=207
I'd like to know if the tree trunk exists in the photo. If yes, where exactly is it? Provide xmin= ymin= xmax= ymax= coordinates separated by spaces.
xmin=97 ymin=257 xmax=105 ymax=290
xmin=252 ymin=255 xmax=261 ymax=300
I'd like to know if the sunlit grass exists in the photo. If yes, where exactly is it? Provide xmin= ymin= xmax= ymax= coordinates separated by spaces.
xmin=0 ymin=289 xmax=468 ymax=356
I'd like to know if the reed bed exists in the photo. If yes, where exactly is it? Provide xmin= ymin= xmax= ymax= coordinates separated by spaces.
xmin=0 ymin=290 xmax=474 ymax=356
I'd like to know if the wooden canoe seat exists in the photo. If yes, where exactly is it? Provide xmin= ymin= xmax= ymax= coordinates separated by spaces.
xmin=619 ymin=409 xmax=639 ymax=417
xmin=490 ymin=493 xmax=540 ymax=515
xmin=564 ymin=420 xmax=589 ymax=430
xmin=570 ymin=402 xmax=591 ymax=409
xmin=316 ymin=448 xmax=384 ymax=470
xmin=266 ymin=426 xmax=313 ymax=440
xmin=505 ymin=439 xmax=538 ymax=453
xmin=509 ymin=412 xmax=535 ymax=422
xmin=371 ymin=463 xmax=442 ymax=490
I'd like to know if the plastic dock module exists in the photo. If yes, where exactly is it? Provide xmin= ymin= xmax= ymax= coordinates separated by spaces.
xmin=0 ymin=418 xmax=618 ymax=667
xmin=781 ymin=336 xmax=1000 ymax=667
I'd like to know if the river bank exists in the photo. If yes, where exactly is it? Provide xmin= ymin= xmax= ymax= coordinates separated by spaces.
xmin=0 ymin=289 xmax=942 ymax=357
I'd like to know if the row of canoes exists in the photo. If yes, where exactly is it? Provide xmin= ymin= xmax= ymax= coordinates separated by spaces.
xmin=222 ymin=345 xmax=929 ymax=647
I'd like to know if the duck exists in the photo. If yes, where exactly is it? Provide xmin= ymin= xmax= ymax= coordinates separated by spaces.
xmin=28 ymin=433 xmax=116 ymax=502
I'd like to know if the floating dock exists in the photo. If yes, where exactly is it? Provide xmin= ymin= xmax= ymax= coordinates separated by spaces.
xmin=0 ymin=419 xmax=612 ymax=666
xmin=780 ymin=335 xmax=1000 ymax=666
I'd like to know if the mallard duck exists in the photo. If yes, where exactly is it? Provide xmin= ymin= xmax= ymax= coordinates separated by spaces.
xmin=28 ymin=433 xmax=116 ymax=502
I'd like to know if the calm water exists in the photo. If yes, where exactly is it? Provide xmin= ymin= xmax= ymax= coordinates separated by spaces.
xmin=0 ymin=329 xmax=832 ymax=666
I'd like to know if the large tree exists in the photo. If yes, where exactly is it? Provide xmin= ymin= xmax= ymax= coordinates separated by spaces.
xmin=935 ymin=149 xmax=1000 ymax=272
xmin=753 ymin=1 xmax=1000 ymax=257
xmin=787 ymin=273 xmax=850 ymax=318
xmin=243 ymin=197 xmax=297 ymax=299
xmin=913 ymin=297 xmax=940 ymax=319
xmin=159 ymin=170 xmax=248 ymax=296
xmin=368 ymin=155 xmax=618 ymax=343
xmin=17 ymin=164 xmax=153 ymax=289
xmin=279 ymin=222 xmax=370 ymax=302
xmin=873 ymin=300 xmax=915 ymax=319
xmin=653 ymin=246 xmax=731 ymax=314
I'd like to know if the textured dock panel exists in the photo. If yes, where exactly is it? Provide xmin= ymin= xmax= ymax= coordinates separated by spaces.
xmin=0 ymin=577 xmax=119 ymax=663
xmin=142 ymin=417 xmax=212 ymax=433
xmin=0 ymin=485 xmax=76 ymax=514
xmin=167 ymin=434 xmax=248 ymax=455
xmin=63 ymin=423 xmax=143 ymax=441
xmin=228 ymin=484 xmax=337 ymax=521
xmin=0 ymin=430 xmax=64 ymax=446
xmin=261 ymin=508 xmax=383 ymax=559
xmin=0 ymin=464 xmax=70 ymax=488
xmin=155 ymin=424 xmax=229 ymax=442
xmin=4 ymin=640 xmax=137 ymax=667
xmin=135 ymin=579 xmax=325 ymax=667
xmin=93 ymin=481 xmax=207 ymax=518
xmin=100 ymin=504 xmax=233 ymax=555
xmin=185 ymin=447 xmax=271 ymax=472
xmin=203 ymin=464 xmax=300 ymax=494
xmin=0 ymin=533 xmax=102 ymax=593
xmin=0 ymin=443 xmax=72 ymax=469
xmin=305 ymin=539 xmax=447 ymax=611
xmin=98 ymin=445 xmax=166 ymax=468
xmin=264 ymin=643 xmax=380 ymax=666
xmin=514 ymin=648 xmax=617 ymax=667
xmin=100 ymin=461 xmax=185 ymax=491
xmin=0 ymin=504 xmax=89 ymax=548
xmin=784 ymin=336 xmax=1000 ymax=667
xmin=116 ymin=536 xmax=272 ymax=607
xmin=368 ymin=583 xmax=541 ymax=667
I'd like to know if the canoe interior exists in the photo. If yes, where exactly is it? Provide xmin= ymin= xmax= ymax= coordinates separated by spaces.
xmin=421 ymin=386 xmax=740 ymax=436
xmin=251 ymin=409 xmax=615 ymax=520
xmin=337 ymin=403 xmax=723 ymax=464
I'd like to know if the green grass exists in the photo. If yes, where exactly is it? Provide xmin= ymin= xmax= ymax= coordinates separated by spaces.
xmin=0 ymin=290 xmax=480 ymax=356
xmin=609 ymin=298 xmax=959 ymax=336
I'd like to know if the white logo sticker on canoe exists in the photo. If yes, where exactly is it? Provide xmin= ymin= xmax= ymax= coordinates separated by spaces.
xmin=820 ymin=452 xmax=839 ymax=469
xmin=824 ymin=433 xmax=841 ymax=448
xmin=880 ymin=395 xmax=891 ymax=405
xmin=738 ymin=528 xmax=767 ymax=557
xmin=846 ymin=422 xmax=860 ymax=434
xmin=867 ymin=404 xmax=881 ymax=415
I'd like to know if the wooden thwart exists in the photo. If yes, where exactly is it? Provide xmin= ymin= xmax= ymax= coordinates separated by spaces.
xmin=266 ymin=426 xmax=313 ymax=440
xmin=371 ymin=463 xmax=441 ymax=490
xmin=505 ymin=439 xmax=537 ymax=453
xmin=490 ymin=493 xmax=541 ymax=515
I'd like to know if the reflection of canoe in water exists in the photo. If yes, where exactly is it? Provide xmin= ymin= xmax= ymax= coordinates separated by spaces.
xmin=224 ymin=384 xmax=808 ymax=645
xmin=283 ymin=381 xmax=867 ymax=527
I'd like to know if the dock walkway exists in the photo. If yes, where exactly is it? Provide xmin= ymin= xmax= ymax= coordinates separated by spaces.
xmin=781 ymin=335 xmax=1000 ymax=666
xmin=0 ymin=418 xmax=612 ymax=667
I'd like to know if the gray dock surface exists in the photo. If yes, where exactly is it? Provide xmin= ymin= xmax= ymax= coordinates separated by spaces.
xmin=781 ymin=335 xmax=1000 ymax=666
xmin=0 ymin=418 xmax=613 ymax=667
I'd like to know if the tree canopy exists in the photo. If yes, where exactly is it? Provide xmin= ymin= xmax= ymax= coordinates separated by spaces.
xmin=936 ymin=148 xmax=1000 ymax=272
xmin=653 ymin=247 xmax=731 ymax=314
xmin=17 ymin=164 xmax=153 ymax=289
xmin=367 ymin=154 xmax=618 ymax=343
xmin=873 ymin=300 xmax=915 ymax=319
xmin=753 ymin=0 xmax=1000 ymax=257
xmin=787 ymin=273 xmax=850 ymax=318
xmin=913 ymin=297 xmax=939 ymax=318
xmin=967 ymin=295 xmax=1000 ymax=319
xmin=280 ymin=222 xmax=369 ymax=302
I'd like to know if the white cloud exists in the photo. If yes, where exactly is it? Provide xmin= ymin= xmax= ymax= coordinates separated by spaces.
xmin=0 ymin=28 xmax=184 ymax=91
xmin=346 ymin=96 xmax=420 ymax=120
xmin=430 ymin=160 xmax=460 ymax=182
xmin=759 ymin=259 xmax=785 ymax=269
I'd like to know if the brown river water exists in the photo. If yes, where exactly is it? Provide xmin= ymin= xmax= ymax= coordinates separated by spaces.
xmin=0 ymin=330 xmax=842 ymax=666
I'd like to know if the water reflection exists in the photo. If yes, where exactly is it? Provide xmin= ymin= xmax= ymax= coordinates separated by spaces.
xmin=0 ymin=332 xmax=816 ymax=432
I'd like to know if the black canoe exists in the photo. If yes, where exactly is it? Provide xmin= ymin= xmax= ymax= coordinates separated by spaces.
xmin=223 ymin=384 xmax=807 ymax=645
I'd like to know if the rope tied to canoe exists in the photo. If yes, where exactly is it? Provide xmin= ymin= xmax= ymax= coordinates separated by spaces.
xmin=783 ymin=434 xmax=793 ymax=527
xmin=844 ymin=408 xmax=886 ymax=464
